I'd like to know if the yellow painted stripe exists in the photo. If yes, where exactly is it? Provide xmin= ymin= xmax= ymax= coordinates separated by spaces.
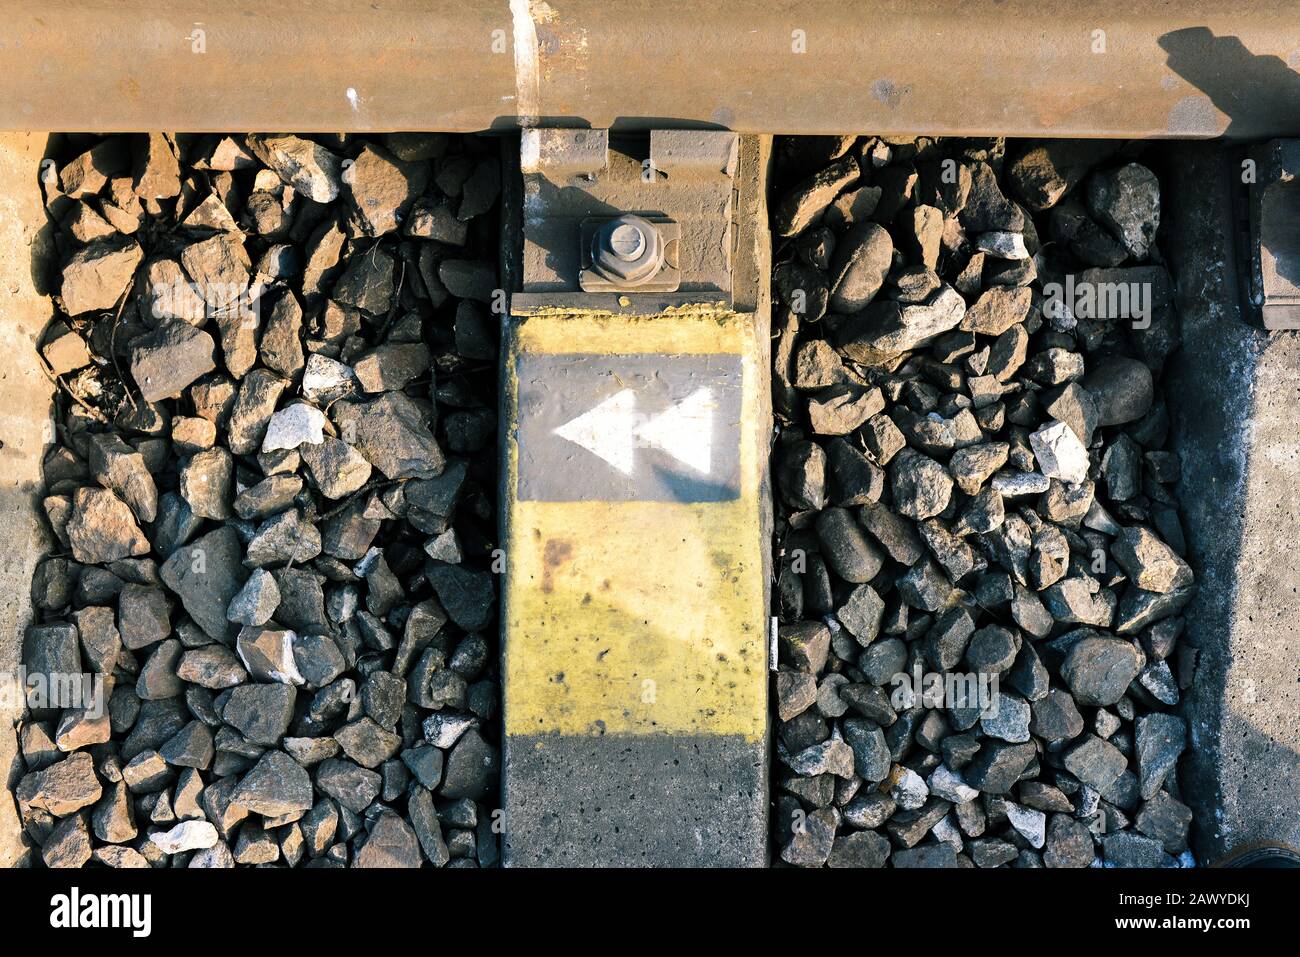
xmin=513 ymin=308 xmax=749 ymax=356
xmin=502 ymin=309 xmax=767 ymax=741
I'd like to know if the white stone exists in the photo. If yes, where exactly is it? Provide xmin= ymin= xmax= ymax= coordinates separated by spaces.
xmin=354 ymin=546 xmax=383 ymax=578
xmin=301 ymin=353 xmax=357 ymax=403
xmin=261 ymin=403 xmax=327 ymax=452
xmin=931 ymin=814 xmax=964 ymax=851
xmin=1005 ymin=802 xmax=1047 ymax=848
xmin=151 ymin=820 xmax=219 ymax=854
xmin=1030 ymin=419 xmax=1091 ymax=485
xmin=889 ymin=766 xmax=930 ymax=811
xmin=423 ymin=712 xmax=476 ymax=750
xmin=992 ymin=469 xmax=1051 ymax=497
xmin=974 ymin=230 xmax=1030 ymax=260
xmin=927 ymin=764 xmax=979 ymax=803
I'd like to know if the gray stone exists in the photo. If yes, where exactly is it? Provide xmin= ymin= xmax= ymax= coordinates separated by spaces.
xmin=232 ymin=474 xmax=302 ymax=521
xmin=1087 ymin=162 xmax=1160 ymax=260
xmin=72 ymin=606 xmax=120 ymax=674
xmin=892 ymin=843 xmax=958 ymax=868
xmin=160 ymin=526 xmax=248 ymax=642
xmin=176 ymin=645 xmax=247 ymax=689
xmin=423 ymin=712 xmax=477 ymax=750
xmin=774 ymin=157 xmax=858 ymax=237
xmin=961 ymin=286 xmax=1031 ymax=335
xmin=426 ymin=563 xmax=494 ymax=632
xmin=222 ymin=684 xmax=296 ymax=746
xmin=857 ymin=501 xmax=924 ymax=565
xmin=43 ymin=813 xmax=93 ymax=867
xmin=1082 ymin=355 xmax=1154 ymax=427
xmin=355 ymin=810 xmax=422 ymax=867
xmin=334 ymin=717 xmax=401 ymax=769
xmin=129 ymin=319 xmax=217 ymax=402
xmin=980 ymin=693 xmax=1032 ymax=743
xmin=842 ymin=719 xmax=890 ymax=783
xmin=1006 ymin=801 xmax=1047 ymax=848
xmin=808 ymin=384 xmax=885 ymax=436
xmin=814 ymin=507 xmax=885 ymax=583
xmin=283 ymin=737 xmax=339 ymax=766
xmin=779 ymin=807 xmax=838 ymax=867
xmin=236 ymin=626 xmax=305 ymax=685
xmin=61 ymin=234 xmax=143 ymax=315
xmin=332 ymin=391 xmax=444 ymax=480
xmin=227 ymin=368 xmax=289 ymax=455
xmin=927 ymin=764 xmax=979 ymax=804
xmin=117 ymin=584 xmax=171 ymax=650
xmin=136 ymin=638 xmax=184 ymax=700
xmin=1064 ymin=733 xmax=1129 ymax=792
xmin=259 ymin=291 xmax=305 ymax=378
xmin=827 ymin=829 xmax=891 ymax=868
xmin=1009 ymin=140 xmax=1118 ymax=211
xmin=151 ymin=819 xmax=219 ymax=854
xmin=301 ymin=437 xmax=372 ymax=499
xmin=262 ymin=402 xmax=328 ymax=452
xmin=226 ymin=568 xmax=280 ymax=626
xmin=1029 ymin=689 xmax=1084 ymax=745
xmin=1101 ymin=831 xmax=1168 ymax=867
xmin=1135 ymin=712 xmax=1186 ymax=800
xmin=87 ymin=433 xmax=157 ymax=523
xmin=16 ymin=752 xmax=102 ymax=816
xmin=964 ymin=741 xmax=1036 ymax=795
xmin=837 ymin=286 xmax=967 ymax=364
xmin=231 ymin=750 xmax=314 ymax=817
xmin=291 ymin=633 xmax=347 ymax=688
xmin=24 ymin=621 xmax=82 ymax=683
xmin=245 ymin=509 xmax=321 ymax=567
xmin=1135 ymin=791 xmax=1193 ymax=854
xmin=1061 ymin=636 xmax=1142 ymax=706
xmin=966 ymin=625 xmax=1021 ymax=675
xmin=315 ymin=758 xmax=381 ymax=813
xmin=889 ymin=767 xmax=930 ymax=811
xmin=91 ymin=780 xmax=137 ymax=844
xmin=1111 ymin=526 xmax=1192 ymax=595
xmin=247 ymin=133 xmax=343 ymax=203
xmin=829 ymin=221 xmax=894 ymax=312
xmin=890 ymin=448 xmax=954 ymax=520
xmin=178 ymin=447 xmax=233 ymax=521
xmin=66 ymin=487 xmax=150 ymax=563
xmin=346 ymin=143 xmax=429 ymax=237
xmin=440 ymin=729 xmax=499 ymax=800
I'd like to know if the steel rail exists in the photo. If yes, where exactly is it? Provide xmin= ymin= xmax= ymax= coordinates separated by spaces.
xmin=1 ymin=1 xmax=1298 ymax=137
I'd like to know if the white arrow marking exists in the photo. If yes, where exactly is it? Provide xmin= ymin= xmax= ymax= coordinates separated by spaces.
xmin=634 ymin=387 xmax=714 ymax=475
xmin=552 ymin=387 xmax=715 ymax=476
xmin=553 ymin=388 xmax=638 ymax=474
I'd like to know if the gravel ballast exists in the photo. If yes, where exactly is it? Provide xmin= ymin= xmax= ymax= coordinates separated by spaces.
xmin=770 ymin=135 xmax=1195 ymax=868
xmin=17 ymin=129 xmax=1200 ymax=870
xmin=22 ymin=131 xmax=501 ymax=868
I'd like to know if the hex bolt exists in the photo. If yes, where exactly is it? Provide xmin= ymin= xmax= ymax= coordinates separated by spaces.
xmin=591 ymin=214 xmax=664 ymax=286
xmin=608 ymin=221 xmax=647 ymax=261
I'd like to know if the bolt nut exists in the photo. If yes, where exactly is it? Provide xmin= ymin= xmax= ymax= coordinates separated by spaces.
xmin=591 ymin=214 xmax=665 ymax=286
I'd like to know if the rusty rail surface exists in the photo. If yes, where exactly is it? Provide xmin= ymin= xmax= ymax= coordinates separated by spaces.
xmin=0 ymin=1 xmax=1299 ymax=137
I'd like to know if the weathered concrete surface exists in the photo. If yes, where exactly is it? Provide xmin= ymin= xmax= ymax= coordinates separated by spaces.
xmin=1163 ymin=142 xmax=1300 ymax=862
xmin=0 ymin=132 xmax=55 ymax=867
xmin=504 ymin=734 xmax=767 ymax=866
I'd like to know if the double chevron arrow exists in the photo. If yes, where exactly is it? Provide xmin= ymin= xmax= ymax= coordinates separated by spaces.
xmin=553 ymin=387 xmax=715 ymax=476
